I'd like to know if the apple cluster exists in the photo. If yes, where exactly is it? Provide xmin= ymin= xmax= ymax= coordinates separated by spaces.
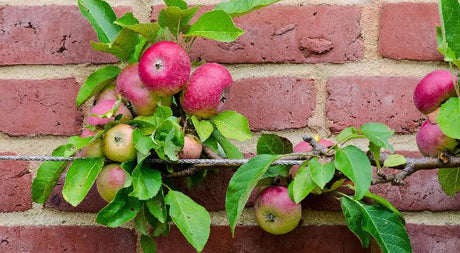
xmin=79 ymin=41 xmax=232 ymax=202
xmin=413 ymin=70 xmax=458 ymax=156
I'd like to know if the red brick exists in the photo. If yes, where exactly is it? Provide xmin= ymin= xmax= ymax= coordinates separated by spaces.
xmin=407 ymin=224 xmax=460 ymax=253
xmin=326 ymin=76 xmax=424 ymax=134
xmin=222 ymin=77 xmax=315 ymax=131
xmin=0 ymin=6 xmax=130 ymax=65
xmin=0 ymin=79 xmax=83 ymax=136
xmin=156 ymin=225 xmax=370 ymax=252
xmin=0 ymin=152 xmax=31 ymax=212
xmin=379 ymin=3 xmax=443 ymax=61
xmin=152 ymin=5 xmax=363 ymax=63
xmin=0 ymin=226 xmax=137 ymax=252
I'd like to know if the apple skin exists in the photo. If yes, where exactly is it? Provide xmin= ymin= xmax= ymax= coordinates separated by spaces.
xmin=96 ymin=84 xmax=118 ymax=103
xmin=78 ymin=128 xmax=104 ymax=158
xmin=103 ymin=124 xmax=136 ymax=163
xmin=416 ymin=120 xmax=458 ymax=157
xmin=179 ymin=134 xmax=202 ymax=159
xmin=254 ymin=186 xmax=302 ymax=235
xmin=180 ymin=63 xmax=233 ymax=119
xmin=413 ymin=70 xmax=457 ymax=114
xmin=86 ymin=99 xmax=133 ymax=126
xmin=138 ymin=41 xmax=191 ymax=96
xmin=96 ymin=163 xmax=127 ymax=202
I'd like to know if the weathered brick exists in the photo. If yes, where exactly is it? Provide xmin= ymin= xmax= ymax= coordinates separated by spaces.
xmin=327 ymin=76 xmax=424 ymax=134
xmin=379 ymin=3 xmax=442 ymax=61
xmin=152 ymin=5 xmax=363 ymax=63
xmin=0 ymin=226 xmax=137 ymax=252
xmin=0 ymin=79 xmax=83 ymax=136
xmin=0 ymin=152 xmax=31 ymax=212
xmin=223 ymin=77 xmax=315 ymax=131
xmin=407 ymin=224 xmax=460 ymax=253
xmin=0 ymin=6 xmax=130 ymax=65
xmin=156 ymin=225 xmax=370 ymax=252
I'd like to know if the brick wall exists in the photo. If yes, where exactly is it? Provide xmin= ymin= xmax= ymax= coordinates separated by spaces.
xmin=1 ymin=0 xmax=459 ymax=252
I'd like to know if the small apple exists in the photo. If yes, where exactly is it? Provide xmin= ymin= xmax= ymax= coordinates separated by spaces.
xmin=138 ymin=41 xmax=191 ymax=96
xmin=96 ymin=163 xmax=127 ymax=202
xmin=86 ymin=99 xmax=133 ymax=126
xmin=416 ymin=120 xmax=457 ymax=157
xmin=180 ymin=63 xmax=233 ymax=119
xmin=254 ymin=186 xmax=302 ymax=235
xmin=413 ymin=70 xmax=457 ymax=115
xmin=78 ymin=128 xmax=104 ymax=158
xmin=96 ymin=84 xmax=118 ymax=103
xmin=179 ymin=134 xmax=202 ymax=159
xmin=103 ymin=124 xmax=136 ymax=163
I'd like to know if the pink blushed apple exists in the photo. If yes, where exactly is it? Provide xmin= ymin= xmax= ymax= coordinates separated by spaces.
xmin=96 ymin=163 xmax=127 ymax=202
xmin=86 ymin=99 xmax=133 ymax=126
xmin=416 ymin=120 xmax=457 ymax=157
xmin=78 ymin=128 xmax=104 ymax=158
xmin=179 ymin=134 xmax=202 ymax=159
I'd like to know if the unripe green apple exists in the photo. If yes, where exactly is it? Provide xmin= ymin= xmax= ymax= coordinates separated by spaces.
xmin=79 ymin=128 xmax=104 ymax=158
xmin=103 ymin=124 xmax=136 ymax=163
xmin=96 ymin=163 xmax=127 ymax=202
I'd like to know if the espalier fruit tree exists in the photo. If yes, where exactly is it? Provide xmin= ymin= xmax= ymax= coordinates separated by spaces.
xmin=29 ymin=0 xmax=460 ymax=252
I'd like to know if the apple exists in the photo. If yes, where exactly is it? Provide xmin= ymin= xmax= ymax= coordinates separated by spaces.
xmin=180 ymin=63 xmax=233 ymax=119
xmin=96 ymin=163 xmax=127 ymax=202
xmin=96 ymin=83 xmax=118 ymax=103
xmin=290 ymin=137 xmax=334 ymax=177
xmin=103 ymin=124 xmax=136 ymax=162
xmin=86 ymin=99 xmax=133 ymax=126
xmin=416 ymin=120 xmax=457 ymax=157
xmin=254 ymin=186 xmax=302 ymax=235
xmin=138 ymin=41 xmax=191 ymax=96
xmin=179 ymin=134 xmax=202 ymax=159
xmin=413 ymin=70 xmax=457 ymax=115
xmin=78 ymin=128 xmax=104 ymax=158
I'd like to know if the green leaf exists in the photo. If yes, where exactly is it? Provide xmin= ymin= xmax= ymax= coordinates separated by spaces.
xmin=342 ymin=196 xmax=412 ymax=253
xmin=341 ymin=196 xmax=371 ymax=248
xmin=68 ymin=136 xmax=93 ymax=150
xmin=384 ymin=154 xmax=407 ymax=168
xmin=226 ymin=154 xmax=280 ymax=235
xmin=438 ymin=0 xmax=460 ymax=59
xmin=130 ymin=161 xmax=162 ymax=200
xmin=140 ymin=235 xmax=157 ymax=253
xmin=369 ymin=142 xmax=382 ymax=170
xmin=78 ymin=0 xmax=121 ymax=43
xmin=256 ymin=134 xmax=293 ymax=155
xmin=212 ymin=130 xmax=244 ymax=159
xmin=146 ymin=190 xmax=168 ymax=223
xmin=214 ymin=0 xmax=280 ymax=17
xmin=289 ymin=161 xmax=317 ymax=203
xmin=212 ymin=111 xmax=252 ymax=141
xmin=154 ymin=106 xmax=173 ymax=119
xmin=96 ymin=187 xmax=142 ymax=227
xmin=31 ymin=144 xmax=72 ymax=204
xmin=76 ymin=66 xmax=121 ymax=107
xmin=90 ymin=27 xmax=140 ymax=61
xmin=359 ymin=123 xmax=394 ymax=152
xmin=334 ymin=146 xmax=372 ymax=200
xmin=159 ymin=6 xmax=199 ymax=36
xmin=135 ymin=205 xmax=149 ymax=235
xmin=364 ymin=191 xmax=403 ymax=220
xmin=309 ymin=158 xmax=335 ymax=189
xmin=260 ymin=165 xmax=289 ymax=179
xmin=133 ymin=129 xmax=155 ymax=156
xmin=438 ymin=97 xmax=460 ymax=139
xmin=116 ymin=22 xmax=160 ymax=42
xmin=438 ymin=168 xmax=460 ymax=196
xmin=165 ymin=190 xmax=211 ymax=252
xmin=336 ymin=127 xmax=361 ymax=144
xmin=185 ymin=10 xmax=244 ymax=42
xmin=153 ymin=118 xmax=184 ymax=161
xmin=129 ymin=37 xmax=148 ymax=63
xmin=62 ymin=157 xmax=104 ymax=206
xmin=165 ymin=0 xmax=188 ymax=9
xmin=191 ymin=116 xmax=214 ymax=142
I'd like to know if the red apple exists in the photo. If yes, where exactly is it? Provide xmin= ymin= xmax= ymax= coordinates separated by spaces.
xmin=179 ymin=134 xmax=202 ymax=159
xmin=180 ymin=63 xmax=233 ymax=119
xmin=138 ymin=41 xmax=191 ymax=96
xmin=416 ymin=120 xmax=457 ymax=157
xmin=254 ymin=186 xmax=302 ymax=235
xmin=96 ymin=163 xmax=127 ymax=202
xmin=96 ymin=84 xmax=118 ymax=103
xmin=413 ymin=70 xmax=457 ymax=115
xmin=103 ymin=124 xmax=136 ymax=162
xmin=86 ymin=99 xmax=133 ymax=126
xmin=78 ymin=128 xmax=104 ymax=158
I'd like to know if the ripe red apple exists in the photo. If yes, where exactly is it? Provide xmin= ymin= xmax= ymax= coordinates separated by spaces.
xmin=416 ymin=120 xmax=457 ymax=157
xmin=138 ymin=41 xmax=191 ymax=96
xmin=96 ymin=163 xmax=127 ymax=202
xmin=96 ymin=84 xmax=118 ymax=103
xmin=86 ymin=99 xmax=133 ymax=126
xmin=254 ymin=186 xmax=302 ymax=235
xmin=413 ymin=70 xmax=457 ymax=115
xmin=78 ymin=128 xmax=104 ymax=158
xmin=103 ymin=124 xmax=136 ymax=163
xmin=179 ymin=134 xmax=202 ymax=159
xmin=180 ymin=63 xmax=233 ymax=119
